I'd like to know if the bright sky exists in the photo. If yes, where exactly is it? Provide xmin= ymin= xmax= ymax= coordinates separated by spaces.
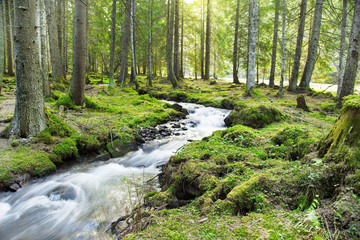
xmin=184 ymin=0 xmax=195 ymax=4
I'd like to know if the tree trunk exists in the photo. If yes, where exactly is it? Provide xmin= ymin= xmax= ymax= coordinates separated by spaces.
xmin=233 ymin=0 xmax=240 ymax=84
xmin=200 ymin=0 xmax=204 ymax=79
xmin=5 ymin=0 xmax=13 ymax=76
xmin=277 ymin=0 xmax=286 ymax=97
xmin=62 ymin=0 xmax=66 ymax=73
xmin=336 ymin=0 xmax=348 ymax=98
xmin=45 ymin=0 xmax=64 ymax=80
xmin=130 ymin=0 xmax=138 ymax=89
xmin=180 ymin=0 xmax=184 ymax=78
xmin=288 ymin=0 xmax=307 ymax=91
xmin=109 ymin=0 xmax=116 ymax=87
xmin=148 ymin=0 xmax=153 ymax=86
xmin=204 ymin=0 xmax=211 ymax=80
xmin=39 ymin=0 xmax=51 ymax=97
xmin=8 ymin=0 xmax=46 ymax=138
xmin=71 ymin=0 xmax=88 ymax=106
xmin=166 ymin=0 xmax=177 ymax=88
xmin=247 ymin=0 xmax=257 ymax=93
xmin=118 ymin=0 xmax=131 ymax=86
xmin=299 ymin=0 xmax=323 ymax=89
xmin=174 ymin=0 xmax=180 ymax=79
xmin=195 ymin=37 xmax=197 ymax=79
xmin=0 ymin=0 xmax=4 ymax=93
xmin=269 ymin=0 xmax=279 ymax=88
xmin=338 ymin=0 xmax=360 ymax=104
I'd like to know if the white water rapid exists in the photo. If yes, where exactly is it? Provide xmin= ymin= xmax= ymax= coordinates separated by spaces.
xmin=0 ymin=103 xmax=230 ymax=240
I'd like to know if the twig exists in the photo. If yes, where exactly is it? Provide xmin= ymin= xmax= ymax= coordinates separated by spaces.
xmin=248 ymin=220 xmax=260 ymax=228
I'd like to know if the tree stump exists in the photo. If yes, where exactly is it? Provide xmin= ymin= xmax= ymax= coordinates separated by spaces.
xmin=296 ymin=95 xmax=310 ymax=112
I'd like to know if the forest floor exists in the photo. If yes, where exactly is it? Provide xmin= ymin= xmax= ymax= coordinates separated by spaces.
xmin=0 ymin=74 xmax=359 ymax=239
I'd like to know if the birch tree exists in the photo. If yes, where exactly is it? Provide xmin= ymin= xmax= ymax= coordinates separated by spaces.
xmin=269 ymin=0 xmax=280 ymax=88
xmin=247 ymin=0 xmax=257 ymax=93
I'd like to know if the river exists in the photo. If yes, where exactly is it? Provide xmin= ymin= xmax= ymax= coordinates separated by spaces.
xmin=0 ymin=102 xmax=230 ymax=240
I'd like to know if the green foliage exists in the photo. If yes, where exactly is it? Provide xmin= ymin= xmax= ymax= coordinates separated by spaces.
xmin=85 ymin=97 xmax=100 ymax=109
xmin=53 ymin=138 xmax=79 ymax=161
xmin=57 ymin=94 xmax=76 ymax=110
xmin=342 ymin=95 xmax=360 ymax=111
xmin=45 ymin=109 xmax=73 ymax=137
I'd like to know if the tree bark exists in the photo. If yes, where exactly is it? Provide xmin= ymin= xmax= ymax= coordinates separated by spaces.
xmin=62 ymin=0 xmax=66 ymax=73
xmin=247 ymin=0 xmax=257 ymax=93
xmin=71 ymin=0 xmax=88 ymax=106
xmin=8 ymin=0 xmax=46 ymax=138
xmin=130 ymin=0 xmax=139 ymax=89
xmin=339 ymin=0 xmax=360 ymax=104
xmin=200 ymin=0 xmax=204 ymax=79
xmin=109 ymin=0 xmax=116 ymax=87
xmin=180 ymin=0 xmax=184 ymax=78
xmin=39 ymin=0 xmax=51 ymax=97
xmin=148 ymin=0 xmax=153 ymax=86
xmin=277 ymin=0 xmax=286 ymax=97
xmin=269 ymin=0 xmax=280 ymax=88
xmin=299 ymin=0 xmax=323 ymax=89
xmin=45 ymin=0 xmax=65 ymax=80
xmin=195 ymin=37 xmax=197 ymax=79
xmin=174 ymin=0 xmax=180 ymax=79
xmin=5 ymin=0 xmax=13 ymax=76
xmin=288 ymin=0 xmax=307 ymax=91
xmin=118 ymin=0 xmax=131 ymax=86
xmin=0 ymin=0 xmax=4 ymax=93
xmin=233 ymin=0 xmax=240 ymax=84
xmin=204 ymin=0 xmax=211 ymax=80
xmin=336 ymin=0 xmax=348 ymax=98
xmin=166 ymin=0 xmax=177 ymax=88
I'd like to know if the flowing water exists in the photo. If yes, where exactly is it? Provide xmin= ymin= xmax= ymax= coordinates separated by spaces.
xmin=0 ymin=103 xmax=230 ymax=240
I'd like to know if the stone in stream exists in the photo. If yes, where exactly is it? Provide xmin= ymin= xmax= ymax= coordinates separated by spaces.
xmin=8 ymin=182 xmax=21 ymax=192
xmin=171 ymin=103 xmax=189 ymax=115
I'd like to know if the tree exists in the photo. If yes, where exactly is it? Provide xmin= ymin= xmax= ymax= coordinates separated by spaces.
xmin=45 ymin=0 xmax=65 ymax=80
xmin=204 ymin=0 xmax=211 ymax=80
xmin=338 ymin=0 xmax=360 ymax=104
xmin=118 ymin=0 xmax=131 ymax=86
xmin=288 ymin=0 xmax=307 ymax=92
xmin=232 ymin=0 xmax=240 ymax=84
xmin=130 ymin=0 xmax=139 ymax=89
xmin=0 ymin=0 xmax=3 ymax=94
xmin=148 ymin=0 xmax=153 ymax=86
xmin=336 ymin=0 xmax=348 ymax=98
xmin=180 ymin=0 xmax=184 ymax=78
xmin=5 ymin=0 xmax=13 ymax=76
xmin=174 ymin=0 xmax=180 ymax=79
xmin=269 ymin=0 xmax=280 ymax=88
xmin=167 ymin=0 xmax=177 ymax=88
xmin=7 ymin=0 xmax=46 ymax=138
xmin=39 ymin=0 xmax=51 ymax=97
xmin=298 ymin=0 xmax=324 ymax=90
xmin=277 ymin=0 xmax=286 ymax=97
xmin=70 ymin=0 xmax=88 ymax=106
xmin=201 ymin=0 xmax=205 ymax=79
xmin=247 ymin=0 xmax=257 ymax=93
xmin=109 ymin=0 xmax=116 ymax=87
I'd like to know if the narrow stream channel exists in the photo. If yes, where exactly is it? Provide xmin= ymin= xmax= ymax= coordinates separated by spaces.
xmin=0 ymin=103 xmax=230 ymax=240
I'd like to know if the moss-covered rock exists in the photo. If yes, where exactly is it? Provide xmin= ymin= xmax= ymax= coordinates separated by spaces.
xmin=73 ymin=133 xmax=101 ymax=155
xmin=45 ymin=109 xmax=73 ymax=137
xmin=53 ymin=138 xmax=79 ymax=161
xmin=224 ymin=105 xmax=285 ymax=129
xmin=107 ymin=138 xmax=138 ymax=158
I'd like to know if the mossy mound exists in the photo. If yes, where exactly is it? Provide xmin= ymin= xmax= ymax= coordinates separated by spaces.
xmin=224 ymin=105 xmax=285 ymax=129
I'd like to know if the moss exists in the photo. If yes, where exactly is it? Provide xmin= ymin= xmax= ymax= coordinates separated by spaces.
xmin=56 ymin=94 xmax=76 ymax=110
xmin=45 ymin=109 xmax=73 ymax=137
xmin=73 ymin=133 xmax=101 ymax=154
xmin=11 ymin=140 xmax=20 ymax=147
xmin=85 ymin=97 xmax=100 ymax=109
xmin=342 ymin=95 xmax=360 ymax=111
xmin=222 ymin=125 xmax=258 ymax=148
xmin=53 ymin=138 xmax=79 ymax=161
xmin=36 ymin=130 xmax=53 ymax=144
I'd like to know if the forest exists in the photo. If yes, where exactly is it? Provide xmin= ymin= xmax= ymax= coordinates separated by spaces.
xmin=0 ymin=0 xmax=360 ymax=239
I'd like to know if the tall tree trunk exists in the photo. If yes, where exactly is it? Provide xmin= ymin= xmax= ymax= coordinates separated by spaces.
xmin=338 ymin=0 xmax=360 ymax=104
xmin=39 ymin=0 xmax=51 ymax=97
xmin=174 ymin=0 xmax=180 ymax=79
xmin=200 ymin=0 xmax=204 ymax=79
xmin=0 ymin=0 xmax=4 ymax=93
xmin=5 ymin=0 xmax=13 ymax=76
xmin=71 ymin=0 xmax=88 ymax=106
xmin=269 ymin=0 xmax=279 ymax=88
xmin=204 ymin=0 xmax=211 ymax=80
xmin=195 ymin=37 xmax=197 ymax=79
xmin=277 ymin=0 xmax=286 ymax=97
xmin=288 ymin=0 xmax=307 ymax=91
xmin=166 ymin=0 xmax=177 ymax=88
xmin=247 ymin=0 xmax=257 ymax=93
xmin=233 ymin=0 xmax=240 ymax=84
xmin=180 ymin=0 xmax=184 ymax=78
xmin=8 ymin=0 xmax=46 ymax=138
xmin=298 ymin=0 xmax=323 ymax=89
xmin=336 ymin=0 xmax=348 ymax=98
xmin=130 ymin=0 xmax=139 ymax=89
xmin=62 ymin=0 xmax=66 ymax=73
xmin=118 ymin=0 xmax=131 ymax=86
xmin=57 ymin=0 xmax=63 ymax=68
xmin=45 ymin=0 xmax=65 ymax=80
xmin=148 ymin=0 xmax=153 ymax=86
xmin=109 ymin=0 xmax=116 ymax=87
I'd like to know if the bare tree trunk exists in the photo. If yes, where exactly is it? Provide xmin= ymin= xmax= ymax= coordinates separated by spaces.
xmin=288 ymin=0 xmax=307 ymax=91
xmin=0 ymin=0 xmax=4 ymax=93
xmin=299 ymin=0 xmax=323 ymax=89
xmin=166 ymin=0 xmax=177 ymax=88
xmin=180 ymin=0 xmax=184 ymax=78
xmin=339 ymin=0 xmax=360 ymax=104
xmin=62 ymin=0 xmax=66 ymax=73
xmin=71 ymin=0 xmax=88 ymax=106
xmin=130 ymin=0 xmax=139 ymax=89
xmin=118 ymin=0 xmax=131 ymax=86
xmin=8 ymin=0 xmax=45 ymax=138
xmin=148 ymin=0 xmax=153 ymax=86
xmin=269 ymin=0 xmax=279 ymax=88
xmin=109 ymin=0 xmax=116 ymax=87
xmin=204 ymin=0 xmax=211 ymax=80
xmin=336 ymin=0 xmax=348 ymax=98
xmin=277 ymin=0 xmax=286 ymax=97
xmin=45 ymin=0 xmax=65 ymax=80
xmin=39 ymin=0 xmax=51 ymax=97
xmin=247 ymin=0 xmax=257 ymax=93
xmin=174 ymin=0 xmax=180 ymax=79
xmin=200 ymin=0 xmax=204 ymax=79
xmin=195 ymin=37 xmax=197 ymax=79
xmin=233 ymin=0 xmax=240 ymax=84
xmin=5 ymin=0 xmax=13 ymax=76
